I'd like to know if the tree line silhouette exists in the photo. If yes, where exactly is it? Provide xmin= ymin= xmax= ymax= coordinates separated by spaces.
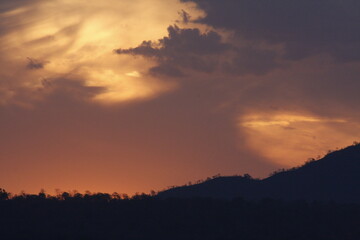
xmin=0 ymin=187 xmax=359 ymax=240
xmin=1 ymin=142 xmax=359 ymax=239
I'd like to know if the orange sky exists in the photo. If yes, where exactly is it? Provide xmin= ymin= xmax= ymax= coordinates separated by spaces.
xmin=1 ymin=0 xmax=360 ymax=195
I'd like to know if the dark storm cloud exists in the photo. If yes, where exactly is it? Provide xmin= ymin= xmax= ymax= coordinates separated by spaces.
xmin=177 ymin=9 xmax=191 ymax=24
xmin=182 ymin=0 xmax=360 ymax=62
xmin=26 ymin=58 xmax=47 ymax=70
xmin=115 ymin=25 xmax=230 ymax=75
xmin=115 ymin=25 xmax=279 ymax=76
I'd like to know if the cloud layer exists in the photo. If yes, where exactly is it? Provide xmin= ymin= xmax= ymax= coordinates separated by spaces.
xmin=116 ymin=25 xmax=279 ymax=76
xmin=1 ymin=0 xmax=360 ymax=195
xmin=182 ymin=0 xmax=360 ymax=61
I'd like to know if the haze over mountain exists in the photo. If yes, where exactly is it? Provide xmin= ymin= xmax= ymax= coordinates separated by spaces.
xmin=158 ymin=144 xmax=360 ymax=202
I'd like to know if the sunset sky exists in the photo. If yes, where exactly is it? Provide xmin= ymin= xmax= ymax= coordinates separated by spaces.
xmin=1 ymin=0 xmax=360 ymax=195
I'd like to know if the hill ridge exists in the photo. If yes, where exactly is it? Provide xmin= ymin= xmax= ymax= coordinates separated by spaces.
xmin=158 ymin=144 xmax=360 ymax=202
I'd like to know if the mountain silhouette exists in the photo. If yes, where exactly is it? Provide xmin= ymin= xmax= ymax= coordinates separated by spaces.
xmin=158 ymin=144 xmax=360 ymax=202
xmin=1 ymin=144 xmax=360 ymax=239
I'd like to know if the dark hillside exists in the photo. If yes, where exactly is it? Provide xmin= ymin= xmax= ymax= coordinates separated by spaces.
xmin=158 ymin=144 xmax=360 ymax=202
xmin=157 ymin=176 xmax=260 ymax=199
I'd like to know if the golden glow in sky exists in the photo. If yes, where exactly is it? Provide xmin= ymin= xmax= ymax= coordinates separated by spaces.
xmin=1 ymin=0 xmax=360 ymax=195
xmin=0 ymin=0 xmax=201 ymax=105
xmin=240 ymin=112 xmax=359 ymax=166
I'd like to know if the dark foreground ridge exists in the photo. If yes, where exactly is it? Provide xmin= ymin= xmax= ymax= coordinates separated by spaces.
xmin=0 ymin=193 xmax=359 ymax=240
xmin=158 ymin=144 xmax=360 ymax=202
xmin=1 ymin=144 xmax=359 ymax=239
